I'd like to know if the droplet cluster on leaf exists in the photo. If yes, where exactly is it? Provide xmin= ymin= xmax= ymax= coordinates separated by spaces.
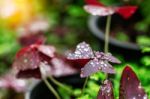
xmin=84 ymin=0 xmax=137 ymax=19
xmin=67 ymin=42 xmax=121 ymax=78
xmin=97 ymin=79 xmax=114 ymax=99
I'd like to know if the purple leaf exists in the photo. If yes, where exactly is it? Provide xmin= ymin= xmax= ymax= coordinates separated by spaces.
xmin=80 ymin=58 xmax=101 ymax=78
xmin=84 ymin=5 xmax=115 ymax=16
xmin=13 ymin=44 xmax=55 ymax=79
xmin=80 ymin=59 xmax=115 ymax=78
xmin=38 ymin=45 xmax=56 ymax=58
xmin=97 ymin=79 xmax=114 ymax=99
xmin=100 ymin=61 xmax=116 ymax=74
xmin=67 ymin=42 xmax=94 ymax=60
xmin=119 ymin=66 xmax=148 ymax=99
xmin=13 ymin=46 xmax=41 ymax=71
xmin=84 ymin=0 xmax=137 ymax=19
xmin=102 ymin=53 xmax=121 ymax=64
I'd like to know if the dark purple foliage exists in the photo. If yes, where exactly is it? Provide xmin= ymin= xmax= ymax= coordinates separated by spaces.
xmin=13 ymin=44 xmax=55 ymax=78
xmin=67 ymin=42 xmax=120 ymax=78
xmin=81 ymin=59 xmax=115 ymax=78
xmin=119 ymin=66 xmax=148 ymax=99
xmin=13 ymin=44 xmax=78 ymax=79
xmin=97 ymin=79 xmax=114 ymax=99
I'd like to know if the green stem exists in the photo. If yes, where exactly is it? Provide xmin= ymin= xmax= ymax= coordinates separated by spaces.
xmin=48 ymin=75 xmax=72 ymax=93
xmin=80 ymin=77 xmax=89 ymax=96
xmin=104 ymin=15 xmax=111 ymax=53
xmin=43 ymin=78 xmax=61 ymax=99
xmin=104 ymin=15 xmax=112 ymax=79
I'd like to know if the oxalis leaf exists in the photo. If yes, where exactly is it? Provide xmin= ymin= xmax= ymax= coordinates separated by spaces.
xmin=119 ymin=66 xmax=148 ymax=99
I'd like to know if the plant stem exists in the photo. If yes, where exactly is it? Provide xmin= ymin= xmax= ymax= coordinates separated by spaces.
xmin=80 ymin=77 xmax=89 ymax=96
xmin=43 ymin=78 xmax=61 ymax=99
xmin=48 ymin=75 xmax=73 ymax=93
xmin=104 ymin=15 xmax=111 ymax=53
xmin=104 ymin=15 xmax=112 ymax=79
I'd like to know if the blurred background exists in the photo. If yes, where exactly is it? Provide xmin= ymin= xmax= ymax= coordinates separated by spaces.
xmin=0 ymin=0 xmax=150 ymax=99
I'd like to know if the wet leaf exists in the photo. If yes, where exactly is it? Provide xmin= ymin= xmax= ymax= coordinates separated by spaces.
xmin=67 ymin=42 xmax=94 ymax=60
xmin=84 ymin=0 xmax=137 ymax=19
xmin=13 ymin=44 xmax=55 ymax=79
xmin=80 ymin=59 xmax=115 ymax=78
xmin=97 ymin=80 xmax=114 ymax=99
xmin=67 ymin=42 xmax=120 ymax=78
xmin=95 ymin=52 xmax=121 ymax=64
xmin=119 ymin=66 xmax=148 ymax=99
xmin=84 ymin=5 xmax=115 ymax=16
xmin=13 ymin=46 xmax=41 ymax=71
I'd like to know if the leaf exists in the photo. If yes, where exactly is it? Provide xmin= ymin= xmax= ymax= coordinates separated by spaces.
xmin=13 ymin=47 xmax=41 ymax=71
xmin=84 ymin=5 xmax=115 ymax=16
xmin=17 ymin=68 xmax=41 ymax=78
xmin=80 ymin=59 xmax=115 ymax=78
xmin=95 ymin=52 xmax=121 ymax=64
xmin=97 ymin=80 xmax=114 ymax=99
xmin=67 ymin=42 xmax=94 ymax=60
xmin=119 ymin=66 xmax=148 ymax=99
xmin=38 ymin=45 xmax=56 ymax=58
xmin=116 ymin=6 xmax=138 ymax=19
xmin=13 ymin=44 xmax=55 ymax=79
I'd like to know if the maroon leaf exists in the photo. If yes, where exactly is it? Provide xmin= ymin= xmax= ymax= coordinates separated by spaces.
xmin=13 ymin=46 xmax=41 ymax=71
xmin=80 ymin=59 xmax=115 ymax=78
xmin=85 ymin=0 xmax=104 ymax=6
xmin=19 ymin=33 xmax=46 ymax=46
xmin=13 ymin=44 xmax=56 ymax=79
xmin=84 ymin=0 xmax=137 ymax=19
xmin=67 ymin=59 xmax=90 ymax=69
xmin=17 ymin=68 xmax=41 ymax=78
xmin=115 ymin=6 xmax=138 ymax=19
xmin=97 ymin=79 xmax=114 ymax=99
xmin=84 ymin=5 xmax=115 ymax=16
xmin=80 ymin=58 xmax=101 ymax=78
xmin=119 ymin=66 xmax=148 ymax=99
xmin=95 ymin=52 xmax=121 ymax=64
xmin=67 ymin=42 xmax=94 ymax=60
xmin=67 ymin=42 xmax=119 ymax=77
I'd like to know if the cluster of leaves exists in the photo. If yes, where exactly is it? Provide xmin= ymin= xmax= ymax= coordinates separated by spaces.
xmin=67 ymin=42 xmax=121 ymax=78
xmin=74 ymin=65 xmax=149 ymax=99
